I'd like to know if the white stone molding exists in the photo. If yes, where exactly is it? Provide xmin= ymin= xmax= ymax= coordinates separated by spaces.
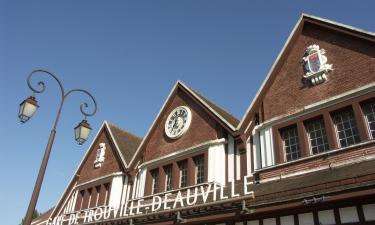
xmin=138 ymin=138 xmax=226 ymax=169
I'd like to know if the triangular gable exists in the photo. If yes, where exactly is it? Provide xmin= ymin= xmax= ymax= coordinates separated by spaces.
xmin=128 ymin=81 xmax=239 ymax=167
xmin=237 ymin=13 xmax=375 ymax=133
xmin=48 ymin=121 xmax=139 ymax=220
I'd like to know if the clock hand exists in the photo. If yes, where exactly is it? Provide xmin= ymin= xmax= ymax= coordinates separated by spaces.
xmin=173 ymin=118 xmax=178 ymax=128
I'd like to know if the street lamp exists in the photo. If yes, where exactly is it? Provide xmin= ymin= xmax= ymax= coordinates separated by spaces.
xmin=74 ymin=119 xmax=92 ymax=145
xmin=18 ymin=96 xmax=39 ymax=123
xmin=20 ymin=69 xmax=97 ymax=225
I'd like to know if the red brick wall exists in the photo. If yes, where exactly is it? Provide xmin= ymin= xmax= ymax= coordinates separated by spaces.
xmin=77 ymin=128 xmax=123 ymax=184
xmin=258 ymin=143 xmax=375 ymax=180
xmin=143 ymin=89 xmax=218 ymax=162
xmin=262 ymin=22 xmax=375 ymax=121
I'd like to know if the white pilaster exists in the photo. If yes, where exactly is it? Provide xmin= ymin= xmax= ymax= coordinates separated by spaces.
xmin=260 ymin=126 xmax=275 ymax=167
xmin=136 ymin=168 xmax=147 ymax=198
xmin=246 ymin=137 xmax=252 ymax=176
xmin=208 ymin=143 xmax=226 ymax=186
xmin=108 ymin=175 xmax=124 ymax=209
xmin=236 ymin=144 xmax=241 ymax=180
xmin=228 ymin=135 xmax=235 ymax=182
xmin=253 ymin=132 xmax=261 ymax=170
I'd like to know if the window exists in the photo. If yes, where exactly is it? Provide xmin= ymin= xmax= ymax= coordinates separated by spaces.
xmin=305 ymin=118 xmax=330 ymax=154
xmin=95 ymin=186 xmax=101 ymax=207
xmin=87 ymin=188 xmax=93 ymax=208
xmin=164 ymin=164 xmax=172 ymax=191
xmin=332 ymin=108 xmax=360 ymax=147
xmin=150 ymin=169 xmax=159 ymax=194
xmin=104 ymin=183 xmax=110 ymax=205
xmin=194 ymin=155 xmax=205 ymax=184
xmin=178 ymin=160 xmax=188 ymax=188
xmin=280 ymin=125 xmax=301 ymax=161
xmin=79 ymin=190 xmax=85 ymax=210
xmin=362 ymin=101 xmax=375 ymax=139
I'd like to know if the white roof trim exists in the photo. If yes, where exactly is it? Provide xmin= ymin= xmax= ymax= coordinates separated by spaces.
xmin=253 ymin=82 xmax=375 ymax=132
xmin=128 ymin=81 xmax=238 ymax=168
xmin=236 ymin=14 xmax=304 ymax=130
xmin=75 ymin=172 xmax=124 ymax=189
xmin=303 ymin=13 xmax=375 ymax=39
xmin=31 ymin=218 xmax=49 ymax=225
xmin=237 ymin=13 xmax=374 ymax=130
xmin=178 ymin=81 xmax=237 ymax=131
xmin=128 ymin=81 xmax=180 ymax=168
xmin=139 ymin=138 xmax=226 ymax=169
xmin=54 ymin=182 xmax=76 ymax=218
xmin=49 ymin=120 xmax=127 ymax=219
xmin=105 ymin=121 xmax=128 ymax=167
xmin=49 ymin=121 xmax=106 ymax=219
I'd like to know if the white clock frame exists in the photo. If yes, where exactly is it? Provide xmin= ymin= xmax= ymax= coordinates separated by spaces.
xmin=164 ymin=106 xmax=192 ymax=139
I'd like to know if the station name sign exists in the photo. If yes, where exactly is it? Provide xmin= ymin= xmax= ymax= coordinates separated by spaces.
xmin=47 ymin=177 xmax=254 ymax=225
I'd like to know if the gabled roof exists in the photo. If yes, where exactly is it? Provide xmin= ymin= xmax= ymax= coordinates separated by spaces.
xmin=101 ymin=120 xmax=143 ymax=168
xmin=237 ymin=13 xmax=375 ymax=132
xmin=48 ymin=121 xmax=141 ymax=220
xmin=128 ymin=80 xmax=239 ymax=168
xmin=31 ymin=207 xmax=54 ymax=225
xmin=106 ymin=122 xmax=143 ymax=165
xmin=181 ymin=82 xmax=240 ymax=128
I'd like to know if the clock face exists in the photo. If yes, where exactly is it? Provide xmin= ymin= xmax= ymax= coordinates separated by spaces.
xmin=165 ymin=106 xmax=192 ymax=139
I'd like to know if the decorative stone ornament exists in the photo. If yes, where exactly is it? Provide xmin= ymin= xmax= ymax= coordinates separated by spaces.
xmin=165 ymin=106 xmax=192 ymax=139
xmin=302 ymin=44 xmax=333 ymax=86
xmin=94 ymin=143 xmax=106 ymax=168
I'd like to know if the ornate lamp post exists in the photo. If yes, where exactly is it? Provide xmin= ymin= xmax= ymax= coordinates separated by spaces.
xmin=19 ymin=69 xmax=98 ymax=225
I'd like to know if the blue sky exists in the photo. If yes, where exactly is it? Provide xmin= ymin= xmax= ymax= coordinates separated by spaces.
xmin=1 ymin=1 xmax=374 ymax=224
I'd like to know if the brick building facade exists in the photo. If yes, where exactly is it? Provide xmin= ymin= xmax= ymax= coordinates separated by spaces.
xmin=32 ymin=14 xmax=375 ymax=225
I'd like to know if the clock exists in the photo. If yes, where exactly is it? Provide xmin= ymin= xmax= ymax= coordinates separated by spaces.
xmin=165 ymin=106 xmax=192 ymax=139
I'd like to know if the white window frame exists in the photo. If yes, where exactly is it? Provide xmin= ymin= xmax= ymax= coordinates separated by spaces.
xmin=79 ymin=190 xmax=85 ymax=210
xmin=164 ymin=165 xmax=172 ymax=191
xmin=151 ymin=169 xmax=159 ymax=194
xmin=194 ymin=155 xmax=204 ymax=184
xmin=332 ymin=109 xmax=360 ymax=148
xmin=305 ymin=118 xmax=330 ymax=155
xmin=178 ymin=160 xmax=188 ymax=188
xmin=362 ymin=101 xmax=375 ymax=139
xmin=281 ymin=125 xmax=301 ymax=162
xmin=104 ymin=183 xmax=109 ymax=205
xmin=95 ymin=186 xmax=100 ymax=207
xmin=87 ymin=188 xmax=92 ymax=208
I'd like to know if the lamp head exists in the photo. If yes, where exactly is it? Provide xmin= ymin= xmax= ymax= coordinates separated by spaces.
xmin=18 ymin=96 xmax=39 ymax=123
xmin=74 ymin=119 xmax=92 ymax=145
